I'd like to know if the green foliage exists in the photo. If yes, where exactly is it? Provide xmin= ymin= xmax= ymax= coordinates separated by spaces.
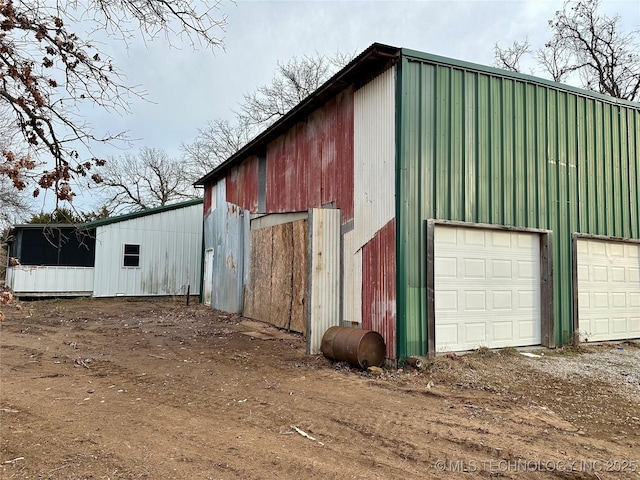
xmin=26 ymin=205 xmax=112 ymax=224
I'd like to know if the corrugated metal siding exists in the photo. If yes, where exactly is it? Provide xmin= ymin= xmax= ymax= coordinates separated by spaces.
xmin=93 ymin=203 xmax=203 ymax=297
xmin=226 ymin=155 xmax=259 ymax=212
xmin=396 ymin=54 xmax=640 ymax=358
xmin=202 ymin=178 xmax=247 ymax=313
xmin=362 ymin=219 xmax=396 ymax=360
xmin=342 ymin=230 xmax=362 ymax=326
xmin=266 ymin=88 xmax=354 ymax=223
xmin=204 ymin=182 xmax=214 ymax=215
xmin=307 ymin=208 xmax=341 ymax=354
xmin=353 ymin=66 xmax=396 ymax=251
xmin=7 ymin=266 xmax=94 ymax=296
xmin=335 ymin=90 xmax=355 ymax=222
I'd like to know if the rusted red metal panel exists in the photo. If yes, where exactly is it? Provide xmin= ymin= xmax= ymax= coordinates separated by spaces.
xmin=321 ymin=96 xmax=337 ymax=206
xmin=226 ymin=155 xmax=259 ymax=212
xmin=265 ymin=87 xmax=354 ymax=222
xmin=305 ymin=121 xmax=322 ymax=210
xmin=336 ymin=89 xmax=354 ymax=223
xmin=266 ymin=136 xmax=285 ymax=212
xmin=362 ymin=219 xmax=397 ymax=360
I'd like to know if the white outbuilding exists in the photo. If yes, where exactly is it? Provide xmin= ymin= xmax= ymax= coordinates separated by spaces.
xmin=5 ymin=199 xmax=203 ymax=298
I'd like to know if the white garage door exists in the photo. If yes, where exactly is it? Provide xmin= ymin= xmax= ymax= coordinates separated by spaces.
xmin=576 ymin=238 xmax=640 ymax=342
xmin=434 ymin=226 xmax=542 ymax=352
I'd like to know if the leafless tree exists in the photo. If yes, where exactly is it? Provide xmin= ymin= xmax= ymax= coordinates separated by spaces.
xmin=0 ymin=177 xmax=31 ymax=229
xmin=183 ymin=50 xmax=355 ymax=176
xmin=494 ymin=0 xmax=639 ymax=100
xmin=99 ymin=147 xmax=200 ymax=213
xmin=183 ymin=117 xmax=253 ymax=181
xmin=241 ymin=52 xmax=353 ymax=127
xmin=0 ymin=1 xmax=227 ymax=204
xmin=494 ymin=39 xmax=531 ymax=73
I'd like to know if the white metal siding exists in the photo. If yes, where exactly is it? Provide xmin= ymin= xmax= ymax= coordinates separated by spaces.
xmin=308 ymin=208 xmax=341 ymax=354
xmin=203 ymin=248 xmax=214 ymax=306
xmin=93 ymin=203 xmax=203 ymax=297
xmin=210 ymin=183 xmax=218 ymax=211
xmin=342 ymin=230 xmax=362 ymax=325
xmin=353 ymin=66 xmax=396 ymax=251
xmin=434 ymin=226 xmax=542 ymax=352
xmin=577 ymin=238 xmax=640 ymax=342
xmin=7 ymin=266 xmax=93 ymax=296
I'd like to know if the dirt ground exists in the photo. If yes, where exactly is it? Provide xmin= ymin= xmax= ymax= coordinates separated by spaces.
xmin=1 ymin=297 xmax=639 ymax=479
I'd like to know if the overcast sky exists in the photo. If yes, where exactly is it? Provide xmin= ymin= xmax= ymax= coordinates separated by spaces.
xmin=35 ymin=0 xmax=640 ymax=212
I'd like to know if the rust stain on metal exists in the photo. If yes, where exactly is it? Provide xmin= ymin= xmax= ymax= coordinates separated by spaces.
xmin=225 ymin=253 xmax=236 ymax=272
xmin=226 ymin=155 xmax=259 ymax=212
xmin=265 ymin=89 xmax=354 ymax=222
xmin=321 ymin=326 xmax=386 ymax=369
xmin=362 ymin=219 xmax=396 ymax=360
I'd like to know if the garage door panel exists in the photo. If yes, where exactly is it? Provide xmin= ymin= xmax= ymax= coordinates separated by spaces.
xmin=612 ymin=318 xmax=628 ymax=334
xmin=436 ymin=324 xmax=458 ymax=345
xmin=464 ymin=291 xmax=486 ymax=310
xmin=593 ymin=318 xmax=610 ymax=335
xmin=464 ymin=258 xmax=486 ymax=278
xmin=593 ymin=266 xmax=608 ymax=282
xmin=578 ymin=265 xmax=589 ymax=281
xmin=517 ymin=319 xmax=537 ymax=336
xmin=631 ymin=317 xmax=640 ymax=335
xmin=517 ymin=260 xmax=536 ymax=279
xmin=493 ymin=322 xmax=513 ymax=341
xmin=492 ymin=291 xmax=513 ymax=309
xmin=578 ymin=292 xmax=589 ymax=308
xmin=464 ymin=229 xmax=485 ymax=246
xmin=465 ymin=323 xmax=486 ymax=343
xmin=435 ymin=256 xmax=457 ymax=277
xmin=593 ymin=292 xmax=609 ymax=308
xmin=434 ymin=226 xmax=541 ymax=352
xmin=610 ymin=243 xmax=625 ymax=256
xmin=577 ymin=238 xmax=640 ymax=342
xmin=517 ymin=233 xmax=535 ymax=249
xmin=492 ymin=260 xmax=512 ymax=278
xmin=518 ymin=290 xmax=536 ymax=308
xmin=491 ymin=231 xmax=511 ymax=247
xmin=435 ymin=290 xmax=458 ymax=311
xmin=612 ymin=293 xmax=626 ymax=307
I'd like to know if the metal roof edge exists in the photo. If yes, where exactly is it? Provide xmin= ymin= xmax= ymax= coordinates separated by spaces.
xmin=83 ymin=198 xmax=204 ymax=228
xmin=401 ymin=48 xmax=640 ymax=110
xmin=193 ymin=42 xmax=401 ymax=186
xmin=9 ymin=223 xmax=91 ymax=229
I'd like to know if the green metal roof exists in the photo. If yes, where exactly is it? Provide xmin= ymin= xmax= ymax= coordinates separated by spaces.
xmin=401 ymin=48 xmax=640 ymax=109
xmin=83 ymin=198 xmax=203 ymax=228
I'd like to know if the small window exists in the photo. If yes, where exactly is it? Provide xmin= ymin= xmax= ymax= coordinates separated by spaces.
xmin=123 ymin=244 xmax=140 ymax=267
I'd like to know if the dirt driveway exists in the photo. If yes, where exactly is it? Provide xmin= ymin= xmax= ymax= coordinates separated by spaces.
xmin=1 ymin=298 xmax=639 ymax=479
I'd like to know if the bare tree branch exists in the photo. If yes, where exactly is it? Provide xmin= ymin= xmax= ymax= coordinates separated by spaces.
xmin=183 ymin=50 xmax=355 ymax=178
xmin=0 ymin=0 xmax=226 ymax=204
xmin=98 ymin=147 xmax=200 ymax=213
xmin=494 ymin=39 xmax=531 ymax=72
xmin=493 ymin=0 xmax=639 ymax=101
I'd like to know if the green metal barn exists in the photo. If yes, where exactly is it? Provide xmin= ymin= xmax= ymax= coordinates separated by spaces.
xmin=197 ymin=44 xmax=640 ymax=362
xmin=396 ymin=48 xmax=640 ymax=359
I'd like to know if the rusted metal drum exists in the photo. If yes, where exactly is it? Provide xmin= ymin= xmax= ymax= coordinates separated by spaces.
xmin=321 ymin=326 xmax=386 ymax=369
